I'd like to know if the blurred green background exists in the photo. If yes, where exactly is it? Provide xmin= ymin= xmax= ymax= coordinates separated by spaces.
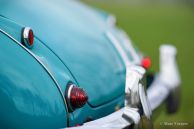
xmin=82 ymin=0 xmax=194 ymax=129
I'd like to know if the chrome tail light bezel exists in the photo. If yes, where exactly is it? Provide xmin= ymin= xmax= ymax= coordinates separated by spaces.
xmin=65 ymin=83 xmax=88 ymax=112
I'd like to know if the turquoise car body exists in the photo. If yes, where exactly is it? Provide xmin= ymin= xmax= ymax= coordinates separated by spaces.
xmin=0 ymin=0 xmax=137 ymax=128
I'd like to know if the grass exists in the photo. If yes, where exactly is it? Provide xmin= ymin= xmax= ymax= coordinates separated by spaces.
xmin=81 ymin=1 xmax=194 ymax=128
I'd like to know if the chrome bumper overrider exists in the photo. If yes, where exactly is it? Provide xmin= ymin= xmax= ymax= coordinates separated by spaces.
xmin=65 ymin=45 xmax=181 ymax=129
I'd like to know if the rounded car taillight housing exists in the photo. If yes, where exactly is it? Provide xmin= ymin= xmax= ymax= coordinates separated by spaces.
xmin=22 ymin=27 xmax=34 ymax=48
xmin=66 ymin=84 xmax=88 ymax=112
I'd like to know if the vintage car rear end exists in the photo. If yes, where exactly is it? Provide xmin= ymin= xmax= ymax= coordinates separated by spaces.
xmin=0 ymin=0 xmax=181 ymax=129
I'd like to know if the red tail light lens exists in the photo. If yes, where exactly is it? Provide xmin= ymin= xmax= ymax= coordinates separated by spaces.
xmin=22 ymin=27 xmax=34 ymax=48
xmin=66 ymin=84 xmax=88 ymax=112
xmin=141 ymin=57 xmax=151 ymax=69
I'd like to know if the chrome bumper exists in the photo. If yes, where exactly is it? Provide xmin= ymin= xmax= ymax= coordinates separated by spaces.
xmin=65 ymin=108 xmax=138 ymax=129
xmin=65 ymin=45 xmax=181 ymax=129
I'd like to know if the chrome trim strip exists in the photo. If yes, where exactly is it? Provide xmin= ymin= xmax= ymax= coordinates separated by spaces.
xmin=107 ymin=15 xmax=116 ymax=27
xmin=119 ymin=30 xmax=141 ymax=64
xmin=106 ymin=31 xmax=131 ymax=66
xmin=0 ymin=28 xmax=70 ymax=114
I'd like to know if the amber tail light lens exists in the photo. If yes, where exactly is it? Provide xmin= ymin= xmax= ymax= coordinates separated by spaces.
xmin=66 ymin=84 xmax=88 ymax=112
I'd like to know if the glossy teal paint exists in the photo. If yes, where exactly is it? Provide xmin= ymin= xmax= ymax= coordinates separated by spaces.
xmin=0 ymin=0 xmax=129 ymax=107
xmin=69 ymin=95 xmax=125 ymax=126
xmin=0 ymin=32 xmax=68 ymax=129
xmin=0 ymin=0 xmax=134 ymax=127
xmin=0 ymin=16 xmax=78 ymax=93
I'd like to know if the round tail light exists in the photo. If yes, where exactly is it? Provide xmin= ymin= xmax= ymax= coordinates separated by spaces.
xmin=141 ymin=57 xmax=151 ymax=69
xmin=22 ymin=27 xmax=34 ymax=48
xmin=66 ymin=84 xmax=88 ymax=112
